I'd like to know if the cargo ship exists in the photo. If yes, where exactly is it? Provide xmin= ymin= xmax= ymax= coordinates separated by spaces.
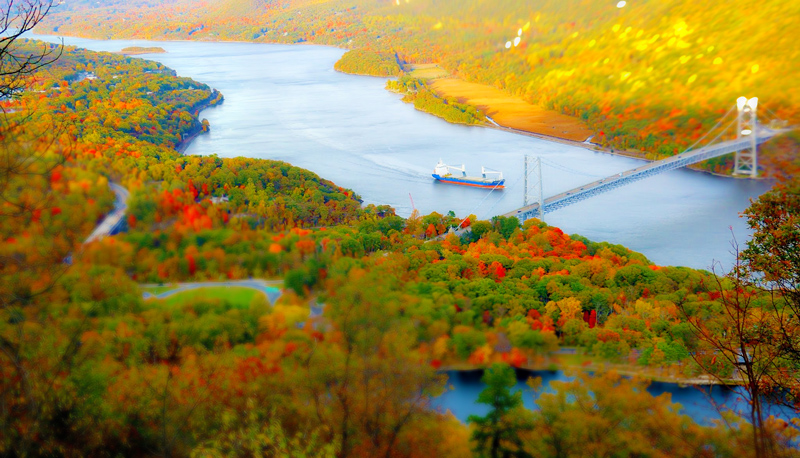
xmin=432 ymin=160 xmax=505 ymax=189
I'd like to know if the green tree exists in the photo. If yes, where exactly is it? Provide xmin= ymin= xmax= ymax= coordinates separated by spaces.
xmin=452 ymin=329 xmax=487 ymax=360
xmin=467 ymin=363 xmax=533 ymax=458
xmin=491 ymin=216 xmax=520 ymax=240
xmin=742 ymin=181 xmax=800 ymax=304
xmin=471 ymin=220 xmax=492 ymax=239
xmin=678 ymin=255 xmax=787 ymax=458
xmin=191 ymin=404 xmax=337 ymax=458
xmin=528 ymin=371 xmax=748 ymax=458
xmin=742 ymin=180 xmax=800 ymax=376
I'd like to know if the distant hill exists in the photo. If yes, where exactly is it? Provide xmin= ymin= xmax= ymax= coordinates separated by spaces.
xmin=40 ymin=0 xmax=800 ymax=173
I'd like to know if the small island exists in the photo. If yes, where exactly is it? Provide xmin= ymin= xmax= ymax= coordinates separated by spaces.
xmin=118 ymin=46 xmax=167 ymax=55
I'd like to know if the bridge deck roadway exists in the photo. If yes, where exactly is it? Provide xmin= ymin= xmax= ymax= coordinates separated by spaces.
xmin=503 ymin=128 xmax=786 ymax=222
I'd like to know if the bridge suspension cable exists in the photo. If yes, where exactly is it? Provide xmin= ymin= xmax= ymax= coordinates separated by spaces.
xmin=481 ymin=170 xmax=527 ymax=220
xmin=453 ymin=176 xmax=508 ymax=229
xmin=541 ymin=158 xmax=606 ymax=179
xmin=504 ymin=99 xmax=788 ymax=223
xmin=682 ymin=103 xmax=737 ymax=153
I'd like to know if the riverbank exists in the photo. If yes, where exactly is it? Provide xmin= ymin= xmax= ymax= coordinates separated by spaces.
xmin=372 ymin=63 xmax=767 ymax=179
xmin=482 ymin=119 xmax=771 ymax=180
xmin=386 ymin=86 xmax=484 ymax=127
xmin=387 ymin=65 xmax=708 ymax=173
xmin=441 ymin=352 xmax=737 ymax=387
xmin=430 ymin=77 xmax=594 ymax=143
xmin=176 ymin=89 xmax=224 ymax=154
xmin=176 ymin=126 xmax=206 ymax=154
xmin=425 ymin=75 xmax=748 ymax=179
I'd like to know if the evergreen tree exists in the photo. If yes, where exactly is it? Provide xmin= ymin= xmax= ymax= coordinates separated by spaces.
xmin=467 ymin=363 xmax=533 ymax=458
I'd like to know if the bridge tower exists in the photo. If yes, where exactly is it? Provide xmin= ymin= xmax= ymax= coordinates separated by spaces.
xmin=734 ymin=96 xmax=758 ymax=177
xmin=523 ymin=155 xmax=545 ymax=221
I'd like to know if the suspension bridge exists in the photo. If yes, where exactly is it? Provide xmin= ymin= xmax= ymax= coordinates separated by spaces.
xmin=499 ymin=97 xmax=792 ymax=223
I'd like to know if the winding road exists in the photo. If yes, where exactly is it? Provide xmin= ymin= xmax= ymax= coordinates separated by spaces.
xmin=83 ymin=187 xmax=295 ymax=311
xmin=84 ymin=182 xmax=130 ymax=244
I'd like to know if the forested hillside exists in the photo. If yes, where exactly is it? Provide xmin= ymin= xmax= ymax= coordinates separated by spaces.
xmin=39 ymin=0 xmax=800 ymax=174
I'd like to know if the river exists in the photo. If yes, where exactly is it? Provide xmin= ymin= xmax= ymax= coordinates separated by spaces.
xmin=30 ymin=34 xmax=773 ymax=271
xmin=435 ymin=369 xmax=796 ymax=425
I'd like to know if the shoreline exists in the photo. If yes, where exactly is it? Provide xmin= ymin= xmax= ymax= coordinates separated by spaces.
xmin=342 ymin=64 xmax=765 ymax=181
xmin=480 ymin=117 xmax=764 ymax=180
xmin=176 ymin=90 xmax=224 ymax=154
xmin=333 ymin=68 xmax=400 ymax=78
xmin=440 ymin=361 xmax=734 ymax=387
xmin=33 ymin=30 xmax=350 ymax=51
xmin=35 ymin=31 xmax=768 ymax=181
xmin=176 ymin=126 xmax=205 ymax=154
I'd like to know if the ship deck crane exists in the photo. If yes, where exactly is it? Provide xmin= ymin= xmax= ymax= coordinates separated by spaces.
xmin=481 ymin=167 xmax=503 ymax=181
xmin=434 ymin=159 xmax=466 ymax=177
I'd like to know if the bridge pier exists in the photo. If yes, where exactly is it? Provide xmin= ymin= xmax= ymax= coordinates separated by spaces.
xmin=523 ymin=155 xmax=545 ymax=221
xmin=734 ymin=96 xmax=758 ymax=178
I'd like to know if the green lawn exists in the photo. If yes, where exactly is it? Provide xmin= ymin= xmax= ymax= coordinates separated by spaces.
xmin=156 ymin=287 xmax=263 ymax=308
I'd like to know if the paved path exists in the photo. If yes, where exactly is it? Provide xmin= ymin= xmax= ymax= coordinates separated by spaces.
xmin=84 ymin=182 xmax=129 ymax=244
xmin=141 ymin=279 xmax=283 ymax=304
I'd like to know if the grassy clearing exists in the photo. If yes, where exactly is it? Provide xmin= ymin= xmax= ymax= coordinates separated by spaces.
xmin=157 ymin=287 xmax=262 ymax=308
xmin=430 ymin=78 xmax=594 ymax=142
xmin=406 ymin=64 xmax=449 ymax=80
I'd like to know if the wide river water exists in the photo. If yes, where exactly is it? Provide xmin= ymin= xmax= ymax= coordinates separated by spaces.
xmin=32 ymin=34 xmax=773 ymax=270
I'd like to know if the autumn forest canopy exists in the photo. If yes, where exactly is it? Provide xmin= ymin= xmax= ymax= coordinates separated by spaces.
xmin=0 ymin=0 xmax=799 ymax=457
